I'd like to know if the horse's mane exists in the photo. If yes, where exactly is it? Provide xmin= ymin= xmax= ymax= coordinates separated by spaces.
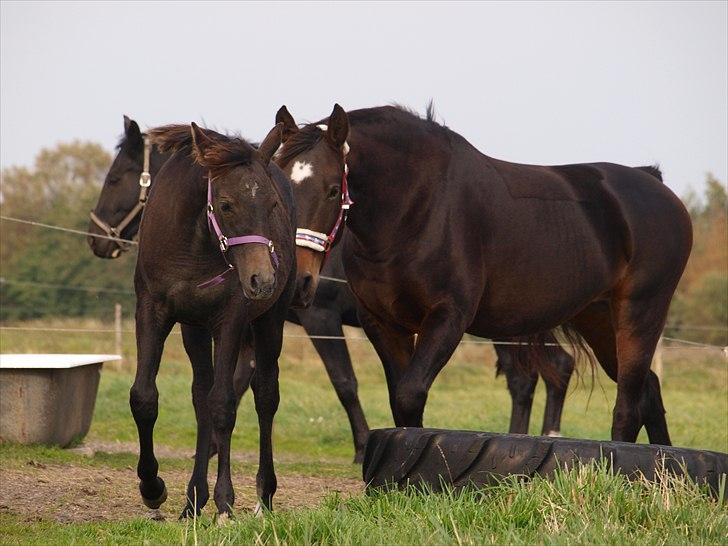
xmin=390 ymin=100 xmax=439 ymax=125
xmin=277 ymin=101 xmax=444 ymax=166
xmin=149 ymin=124 xmax=256 ymax=174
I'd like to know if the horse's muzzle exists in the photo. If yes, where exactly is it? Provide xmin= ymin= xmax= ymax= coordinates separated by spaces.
xmin=244 ymin=273 xmax=276 ymax=300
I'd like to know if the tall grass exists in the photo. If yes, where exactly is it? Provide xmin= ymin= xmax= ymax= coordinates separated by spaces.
xmin=1 ymin=463 xmax=725 ymax=545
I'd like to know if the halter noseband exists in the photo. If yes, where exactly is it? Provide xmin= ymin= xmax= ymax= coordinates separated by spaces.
xmin=198 ymin=173 xmax=279 ymax=289
xmin=89 ymin=134 xmax=153 ymax=250
xmin=294 ymin=144 xmax=353 ymax=259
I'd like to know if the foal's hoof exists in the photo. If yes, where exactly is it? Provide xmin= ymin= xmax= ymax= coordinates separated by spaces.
xmin=140 ymin=478 xmax=168 ymax=509
xmin=215 ymin=511 xmax=233 ymax=526
xmin=353 ymin=451 xmax=365 ymax=464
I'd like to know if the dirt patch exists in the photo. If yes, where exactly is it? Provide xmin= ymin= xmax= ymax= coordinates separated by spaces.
xmin=0 ymin=462 xmax=362 ymax=523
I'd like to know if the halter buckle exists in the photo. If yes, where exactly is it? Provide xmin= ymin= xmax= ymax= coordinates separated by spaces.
xmin=139 ymin=172 xmax=151 ymax=187
xmin=207 ymin=203 xmax=214 ymax=213
xmin=268 ymin=240 xmax=275 ymax=253
xmin=219 ymin=236 xmax=229 ymax=252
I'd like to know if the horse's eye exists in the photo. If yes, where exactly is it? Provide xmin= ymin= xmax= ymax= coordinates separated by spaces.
xmin=220 ymin=202 xmax=232 ymax=213
xmin=327 ymin=186 xmax=340 ymax=200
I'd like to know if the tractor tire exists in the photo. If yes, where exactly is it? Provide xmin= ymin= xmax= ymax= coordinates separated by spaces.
xmin=363 ymin=428 xmax=728 ymax=497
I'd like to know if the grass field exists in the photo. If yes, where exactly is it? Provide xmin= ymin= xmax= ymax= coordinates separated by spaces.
xmin=0 ymin=318 xmax=727 ymax=544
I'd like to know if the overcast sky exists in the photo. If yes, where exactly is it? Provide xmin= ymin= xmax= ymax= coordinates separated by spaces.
xmin=1 ymin=1 xmax=726 ymax=197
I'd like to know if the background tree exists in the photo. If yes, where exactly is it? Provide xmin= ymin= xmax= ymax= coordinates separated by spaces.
xmin=1 ymin=142 xmax=136 ymax=321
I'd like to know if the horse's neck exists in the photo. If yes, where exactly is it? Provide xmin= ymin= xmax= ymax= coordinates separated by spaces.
xmin=345 ymin=124 xmax=447 ymax=250
xmin=147 ymin=157 xmax=212 ymax=256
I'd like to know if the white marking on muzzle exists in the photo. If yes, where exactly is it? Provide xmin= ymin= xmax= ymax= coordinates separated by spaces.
xmin=290 ymin=161 xmax=314 ymax=184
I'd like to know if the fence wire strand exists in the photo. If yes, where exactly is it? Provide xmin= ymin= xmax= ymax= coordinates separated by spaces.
xmin=0 ymin=215 xmax=138 ymax=245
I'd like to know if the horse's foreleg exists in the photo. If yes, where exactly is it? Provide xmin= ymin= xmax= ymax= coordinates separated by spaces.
xmin=495 ymin=342 xmax=538 ymax=434
xmin=539 ymin=334 xmax=574 ymax=437
xmin=130 ymin=297 xmax=173 ymax=509
xmin=180 ymin=324 xmax=213 ymax=518
xmin=208 ymin=318 xmax=245 ymax=518
xmin=206 ymin=344 xmax=255 ymax=461
xmin=250 ymin=303 xmax=288 ymax=513
xmin=299 ymin=310 xmax=369 ymax=463
xmin=357 ymin=305 xmax=414 ymax=427
xmin=394 ymin=305 xmax=468 ymax=427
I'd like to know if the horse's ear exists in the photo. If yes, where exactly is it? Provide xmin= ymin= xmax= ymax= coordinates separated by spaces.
xmin=326 ymin=103 xmax=349 ymax=149
xmin=123 ymin=115 xmax=142 ymax=142
xmin=258 ymin=123 xmax=284 ymax=166
xmin=275 ymin=106 xmax=298 ymax=143
xmin=190 ymin=122 xmax=215 ymax=164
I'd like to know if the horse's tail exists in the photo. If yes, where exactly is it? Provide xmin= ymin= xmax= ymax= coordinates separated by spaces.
xmin=495 ymin=327 xmax=594 ymax=387
xmin=636 ymin=164 xmax=663 ymax=182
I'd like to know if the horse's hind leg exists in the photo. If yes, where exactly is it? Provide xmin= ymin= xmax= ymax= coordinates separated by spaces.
xmin=299 ymin=310 xmax=370 ymax=463
xmin=130 ymin=297 xmax=173 ymax=509
xmin=495 ymin=342 xmax=538 ymax=434
xmin=611 ymin=293 xmax=672 ymax=444
xmin=180 ymin=325 xmax=213 ymax=518
xmin=639 ymin=370 xmax=671 ymax=445
xmin=570 ymin=298 xmax=671 ymax=445
xmin=540 ymin=334 xmax=574 ymax=437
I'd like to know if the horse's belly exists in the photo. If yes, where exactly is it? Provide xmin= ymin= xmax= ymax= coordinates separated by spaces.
xmin=468 ymin=267 xmax=613 ymax=338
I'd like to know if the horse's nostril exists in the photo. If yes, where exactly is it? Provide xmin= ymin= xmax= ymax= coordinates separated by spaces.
xmin=250 ymin=274 xmax=260 ymax=291
xmin=301 ymin=273 xmax=313 ymax=293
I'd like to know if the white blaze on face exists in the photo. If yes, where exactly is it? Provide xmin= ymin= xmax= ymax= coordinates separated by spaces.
xmin=290 ymin=161 xmax=314 ymax=184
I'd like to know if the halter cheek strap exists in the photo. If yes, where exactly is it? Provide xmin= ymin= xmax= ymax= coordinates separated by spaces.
xmin=198 ymin=174 xmax=279 ymax=289
xmin=89 ymin=135 xmax=153 ymax=249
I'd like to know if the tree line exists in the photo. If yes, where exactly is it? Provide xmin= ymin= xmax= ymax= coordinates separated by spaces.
xmin=1 ymin=142 xmax=726 ymax=344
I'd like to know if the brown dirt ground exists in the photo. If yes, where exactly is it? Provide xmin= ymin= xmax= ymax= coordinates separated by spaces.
xmin=0 ymin=458 xmax=362 ymax=524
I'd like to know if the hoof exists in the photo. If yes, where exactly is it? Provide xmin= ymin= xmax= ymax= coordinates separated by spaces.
xmin=253 ymin=502 xmax=264 ymax=518
xmin=216 ymin=511 xmax=233 ymax=526
xmin=149 ymin=509 xmax=165 ymax=522
xmin=353 ymin=452 xmax=365 ymax=465
xmin=141 ymin=479 xmax=168 ymax=509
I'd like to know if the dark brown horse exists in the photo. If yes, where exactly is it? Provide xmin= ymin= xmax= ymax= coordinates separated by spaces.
xmin=131 ymin=122 xmax=295 ymax=518
xmin=275 ymin=104 xmax=692 ymax=445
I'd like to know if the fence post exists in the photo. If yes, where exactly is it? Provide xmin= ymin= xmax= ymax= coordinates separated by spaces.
xmin=652 ymin=335 xmax=664 ymax=384
xmin=114 ymin=303 xmax=123 ymax=368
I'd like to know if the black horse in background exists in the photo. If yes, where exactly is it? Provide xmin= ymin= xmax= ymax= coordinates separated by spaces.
xmin=275 ymin=104 xmax=691 ymax=445
xmin=90 ymin=118 xmax=580 ymax=454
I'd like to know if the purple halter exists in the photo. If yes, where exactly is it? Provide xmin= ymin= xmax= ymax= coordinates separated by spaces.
xmin=198 ymin=174 xmax=279 ymax=289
